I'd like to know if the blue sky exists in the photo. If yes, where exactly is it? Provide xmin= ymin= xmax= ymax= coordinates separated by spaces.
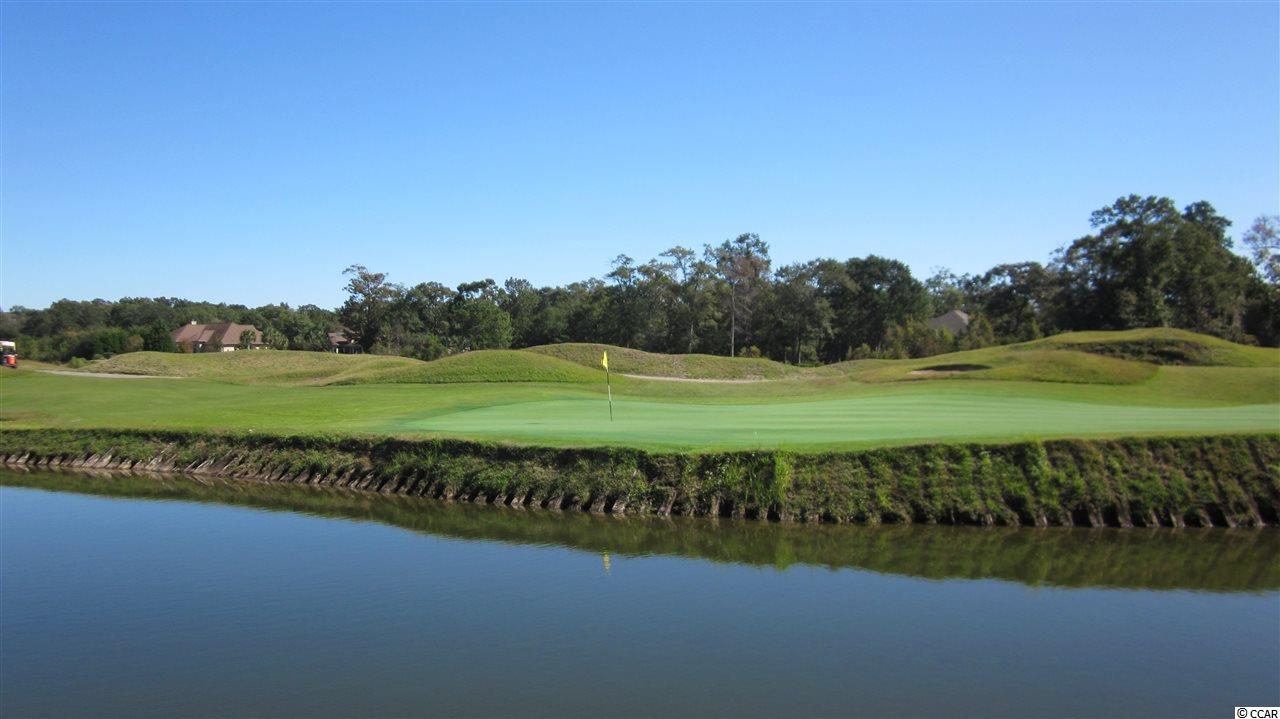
xmin=2 ymin=1 xmax=1277 ymax=309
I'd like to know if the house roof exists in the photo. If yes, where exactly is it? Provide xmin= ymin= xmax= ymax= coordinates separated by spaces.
xmin=926 ymin=309 xmax=971 ymax=334
xmin=171 ymin=322 xmax=263 ymax=346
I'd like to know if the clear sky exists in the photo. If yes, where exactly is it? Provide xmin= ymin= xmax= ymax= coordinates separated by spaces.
xmin=2 ymin=1 xmax=1277 ymax=310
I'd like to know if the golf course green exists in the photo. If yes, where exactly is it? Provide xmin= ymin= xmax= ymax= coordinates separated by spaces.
xmin=2 ymin=329 xmax=1277 ymax=526
xmin=1 ymin=328 xmax=1277 ymax=450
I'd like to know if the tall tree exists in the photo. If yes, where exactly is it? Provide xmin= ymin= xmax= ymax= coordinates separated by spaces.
xmin=767 ymin=261 xmax=832 ymax=364
xmin=710 ymin=233 xmax=771 ymax=356
xmin=817 ymin=256 xmax=927 ymax=361
xmin=1055 ymin=196 xmax=1256 ymax=339
xmin=1242 ymin=215 xmax=1280 ymax=285
xmin=338 ymin=265 xmax=400 ymax=352
xmin=604 ymin=255 xmax=651 ymax=348
xmin=1241 ymin=215 xmax=1280 ymax=346
xmin=660 ymin=246 xmax=716 ymax=353
xmin=1064 ymin=195 xmax=1183 ymax=329
xmin=500 ymin=278 xmax=543 ymax=347
xmin=969 ymin=262 xmax=1056 ymax=341
xmin=449 ymin=280 xmax=512 ymax=351
xmin=924 ymin=268 xmax=968 ymax=317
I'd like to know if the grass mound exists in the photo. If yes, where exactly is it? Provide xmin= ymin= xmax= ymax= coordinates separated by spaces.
xmin=975 ymin=349 xmax=1160 ymax=384
xmin=1024 ymin=328 xmax=1279 ymax=367
xmin=83 ymin=348 xmax=601 ymax=385
xmin=826 ymin=346 xmax=1159 ymax=385
xmin=73 ymin=328 xmax=1279 ymax=392
xmin=83 ymin=350 xmax=423 ymax=385
xmin=824 ymin=328 xmax=1276 ymax=386
xmin=526 ymin=343 xmax=802 ymax=379
xmin=333 ymin=350 xmax=601 ymax=385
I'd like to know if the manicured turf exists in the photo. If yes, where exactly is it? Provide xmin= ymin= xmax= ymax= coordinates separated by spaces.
xmin=4 ymin=329 xmax=1273 ymax=450
xmin=399 ymin=391 xmax=1277 ymax=449
xmin=2 ymin=356 xmax=1276 ymax=450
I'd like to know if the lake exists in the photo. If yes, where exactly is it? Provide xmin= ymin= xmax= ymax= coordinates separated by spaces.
xmin=2 ymin=470 xmax=1277 ymax=717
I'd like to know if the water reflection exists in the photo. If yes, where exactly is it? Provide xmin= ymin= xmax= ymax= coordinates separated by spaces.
xmin=4 ymin=469 xmax=1277 ymax=592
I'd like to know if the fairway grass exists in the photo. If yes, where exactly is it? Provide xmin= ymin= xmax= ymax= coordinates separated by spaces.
xmin=10 ymin=329 xmax=1276 ymax=451
xmin=3 ymin=365 xmax=1276 ymax=450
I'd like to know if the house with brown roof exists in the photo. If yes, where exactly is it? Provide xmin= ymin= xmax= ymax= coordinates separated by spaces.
xmin=171 ymin=321 xmax=265 ymax=352
xmin=327 ymin=331 xmax=362 ymax=354
xmin=926 ymin=309 xmax=971 ymax=334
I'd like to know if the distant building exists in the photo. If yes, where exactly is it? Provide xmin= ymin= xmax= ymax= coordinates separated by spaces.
xmin=171 ymin=321 xmax=264 ymax=352
xmin=328 ymin=331 xmax=362 ymax=354
xmin=926 ymin=309 xmax=970 ymax=334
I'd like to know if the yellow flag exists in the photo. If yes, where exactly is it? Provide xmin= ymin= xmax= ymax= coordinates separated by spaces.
xmin=601 ymin=350 xmax=609 ymax=371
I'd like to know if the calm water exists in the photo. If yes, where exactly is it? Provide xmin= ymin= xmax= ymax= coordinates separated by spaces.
xmin=2 ymin=471 xmax=1277 ymax=718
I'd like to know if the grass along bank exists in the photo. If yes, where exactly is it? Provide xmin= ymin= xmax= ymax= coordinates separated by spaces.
xmin=2 ymin=429 xmax=1276 ymax=527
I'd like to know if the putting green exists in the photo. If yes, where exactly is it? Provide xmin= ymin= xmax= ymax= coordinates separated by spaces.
xmin=401 ymin=393 xmax=1280 ymax=449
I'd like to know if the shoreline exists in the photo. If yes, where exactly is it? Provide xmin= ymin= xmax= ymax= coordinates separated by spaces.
xmin=1 ymin=428 xmax=1276 ymax=527
xmin=4 ymin=469 xmax=1277 ymax=592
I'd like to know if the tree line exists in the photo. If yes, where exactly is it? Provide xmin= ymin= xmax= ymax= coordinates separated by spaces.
xmin=5 ymin=195 xmax=1278 ymax=364
xmin=2 ymin=300 xmax=338 ymax=363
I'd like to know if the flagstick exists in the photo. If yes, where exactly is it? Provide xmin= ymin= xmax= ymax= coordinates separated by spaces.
xmin=606 ymin=366 xmax=613 ymax=421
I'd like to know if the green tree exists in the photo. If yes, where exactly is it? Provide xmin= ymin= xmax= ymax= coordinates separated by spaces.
xmin=1242 ymin=215 xmax=1279 ymax=285
xmin=339 ymin=265 xmax=400 ymax=352
xmin=1056 ymin=195 xmax=1182 ymax=329
xmin=450 ymin=280 xmax=513 ymax=351
xmin=816 ymin=256 xmax=927 ymax=361
xmin=961 ymin=314 xmax=996 ymax=350
xmin=141 ymin=322 xmax=177 ymax=352
xmin=924 ymin=268 xmax=968 ymax=316
xmin=1241 ymin=216 xmax=1280 ymax=346
xmin=500 ymin=278 xmax=543 ymax=347
xmin=604 ymin=254 xmax=651 ymax=348
xmin=767 ymin=261 xmax=832 ymax=364
xmin=281 ymin=310 xmax=329 ymax=351
xmin=969 ymin=262 xmax=1055 ymax=341
xmin=660 ymin=246 xmax=717 ymax=353
xmin=1165 ymin=202 xmax=1253 ymax=338
xmin=710 ymin=233 xmax=771 ymax=356
xmin=1055 ymin=196 xmax=1255 ymax=339
xmin=262 ymin=327 xmax=288 ymax=349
